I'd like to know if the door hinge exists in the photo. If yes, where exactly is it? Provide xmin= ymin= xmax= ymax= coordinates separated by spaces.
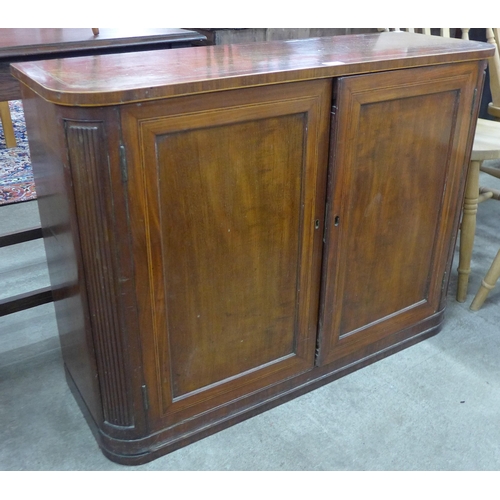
xmin=141 ymin=384 xmax=149 ymax=412
xmin=331 ymin=104 xmax=337 ymax=117
xmin=119 ymin=143 xmax=128 ymax=183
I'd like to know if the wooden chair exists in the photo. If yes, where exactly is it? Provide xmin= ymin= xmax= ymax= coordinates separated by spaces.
xmin=456 ymin=28 xmax=500 ymax=308
xmin=382 ymin=29 xmax=500 ymax=309
xmin=0 ymin=101 xmax=16 ymax=148
xmin=486 ymin=28 xmax=500 ymax=119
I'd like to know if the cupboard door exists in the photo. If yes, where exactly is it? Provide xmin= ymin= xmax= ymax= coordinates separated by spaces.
xmin=121 ymin=80 xmax=331 ymax=430
xmin=317 ymin=62 xmax=481 ymax=366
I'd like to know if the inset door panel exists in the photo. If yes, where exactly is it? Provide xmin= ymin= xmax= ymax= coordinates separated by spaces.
xmin=121 ymin=80 xmax=331 ymax=428
xmin=158 ymin=114 xmax=306 ymax=398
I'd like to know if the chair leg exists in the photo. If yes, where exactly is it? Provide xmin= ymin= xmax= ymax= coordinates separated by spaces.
xmin=457 ymin=160 xmax=481 ymax=302
xmin=0 ymin=101 xmax=16 ymax=148
xmin=480 ymin=164 xmax=500 ymax=180
xmin=470 ymin=248 xmax=500 ymax=311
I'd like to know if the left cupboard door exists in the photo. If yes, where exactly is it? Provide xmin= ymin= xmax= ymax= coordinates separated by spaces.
xmin=121 ymin=80 xmax=332 ymax=434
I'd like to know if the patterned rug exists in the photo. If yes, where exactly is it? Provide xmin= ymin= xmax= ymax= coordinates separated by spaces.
xmin=0 ymin=100 xmax=36 ymax=205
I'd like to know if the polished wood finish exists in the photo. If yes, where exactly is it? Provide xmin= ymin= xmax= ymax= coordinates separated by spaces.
xmin=65 ymin=119 xmax=133 ymax=427
xmin=13 ymin=33 xmax=492 ymax=464
xmin=121 ymin=80 xmax=330 ymax=429
xmin=11 ymin=32 xmax=491 ymax=106
xmin=318 ymin=62 xmax=481 ymax=366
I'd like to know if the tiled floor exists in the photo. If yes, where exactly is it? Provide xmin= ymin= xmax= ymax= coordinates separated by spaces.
xmin=1 ymin=167 xmax=500 ymax=471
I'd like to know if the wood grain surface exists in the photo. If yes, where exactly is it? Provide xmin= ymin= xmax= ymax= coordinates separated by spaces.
xmin=11 ymin=32 xmax=494 ymax=106
xmin=13 ymin=33 xmax=489 ymax=464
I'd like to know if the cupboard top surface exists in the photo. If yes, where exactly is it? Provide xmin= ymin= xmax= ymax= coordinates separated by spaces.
xmin=11 ymin=32 xmax=494 ymax=107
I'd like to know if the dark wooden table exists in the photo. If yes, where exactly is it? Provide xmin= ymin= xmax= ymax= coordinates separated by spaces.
xmin=0 ymin=28 xmax=205 ymax=317
xmin=0 ymin=28 xmax=206 ymax=101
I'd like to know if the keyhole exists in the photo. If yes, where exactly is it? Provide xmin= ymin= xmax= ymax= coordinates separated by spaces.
xmin=334 ymin=215 xmax=340 ymax=226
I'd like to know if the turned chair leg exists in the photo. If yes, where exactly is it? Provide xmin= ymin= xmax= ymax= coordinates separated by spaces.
xmin=0 ymin=101 xmax=16 ymax=148
xmin=470 ymin=248 xmax=500 ymax=310
xmin=457 ymin=160 xmax=481 ymax=302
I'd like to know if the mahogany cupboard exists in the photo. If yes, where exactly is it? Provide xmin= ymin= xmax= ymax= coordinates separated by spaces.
xmin=11 ymin=33 xmax=494 ymax=464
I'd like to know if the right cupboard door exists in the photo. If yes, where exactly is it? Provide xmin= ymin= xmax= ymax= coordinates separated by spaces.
xmin=317 ymin=62 xmax=482 ymax=366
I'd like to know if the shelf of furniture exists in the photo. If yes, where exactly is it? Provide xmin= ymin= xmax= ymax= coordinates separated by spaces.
xmin=11 ymin=32 xmax=494 ymax=464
